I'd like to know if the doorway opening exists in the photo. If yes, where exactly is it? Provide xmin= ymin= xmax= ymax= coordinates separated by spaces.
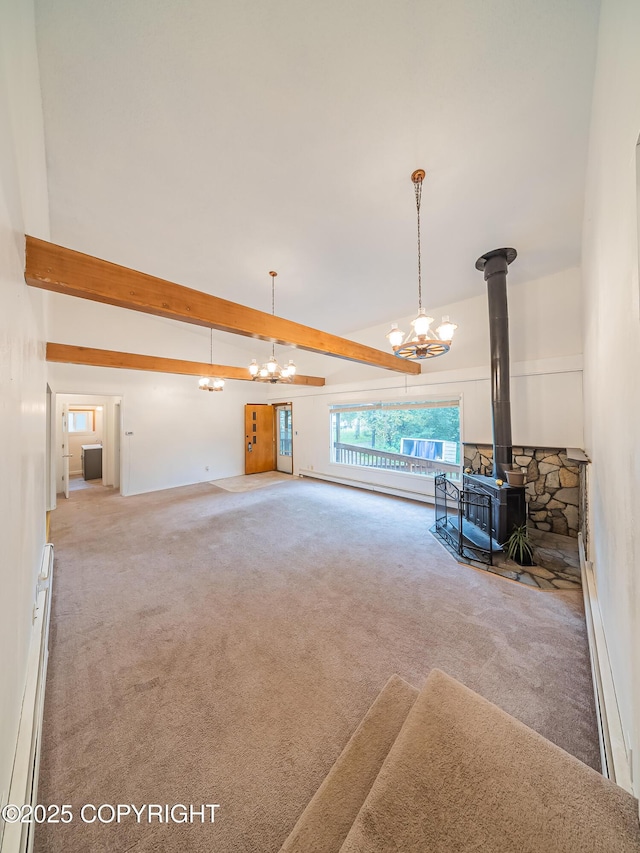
xmin=275 ymin=403 xmax=293 ymax=474
xmin=54 ymin=393 xmax=122 ymax=500
xmin=244 ymin=403 xmax=294 ymax=475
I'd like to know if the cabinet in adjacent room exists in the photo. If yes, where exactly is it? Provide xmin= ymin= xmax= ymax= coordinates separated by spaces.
xmin=81 ymin=444 xmax=102 ymax=481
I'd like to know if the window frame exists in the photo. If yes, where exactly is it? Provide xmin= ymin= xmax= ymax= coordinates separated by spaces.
xmin=329 ymin=397 xmax=462 ymax=481
xmin=68 ymin=408 xmax=96 ymax=434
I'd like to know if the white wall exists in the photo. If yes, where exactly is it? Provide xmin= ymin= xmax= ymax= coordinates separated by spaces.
xmin=354 ymin=266 xmax=584 ymax=369
xmin=272 ymin=267 xmax=584 ymax=500
xmin=581 ymin=0 xmax=640 ymax=794
xmin=45 ymin=291 xmax=271 ymax=495
xmin=282 ymin=266 xmax=583 ymax=386
xmin=48 ymin=364 xmax=266 ymax=496
xmin=0 ymin=0 xmax=50 ymax=815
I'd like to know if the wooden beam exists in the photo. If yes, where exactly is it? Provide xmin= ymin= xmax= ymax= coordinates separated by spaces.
xmin=27 ymin=237 xmax=420 ymax=375
xmin=46 ymin=343 xmax=326 ymax=387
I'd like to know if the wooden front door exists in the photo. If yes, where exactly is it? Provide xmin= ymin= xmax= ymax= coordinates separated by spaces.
xmin=244 ymin=404 xmax=275 ymax=474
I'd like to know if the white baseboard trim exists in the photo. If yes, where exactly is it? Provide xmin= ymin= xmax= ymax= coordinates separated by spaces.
xmin=298 ymin=469 xmax=435 ymax=505
xmin=1 ymin=544 xmax=54 ymax=853
xmin=579 ymin=533 xmax=633 ymax=793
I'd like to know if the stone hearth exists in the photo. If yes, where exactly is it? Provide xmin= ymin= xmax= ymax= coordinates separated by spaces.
xmin=431 ymin=521 xmax=581 ymax=590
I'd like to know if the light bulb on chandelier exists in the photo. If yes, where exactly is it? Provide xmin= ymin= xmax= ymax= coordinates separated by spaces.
xmin=386 ymin=169 xmax=457 ymax=360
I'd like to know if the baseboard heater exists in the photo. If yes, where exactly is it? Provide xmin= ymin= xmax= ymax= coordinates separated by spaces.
xmin=298 ymin=469 xmax=435 ymax=505
xmin=1 ymin=544 xmax=54 ymax=853
xmin=579 ymin=533 xmax=633 ymax=794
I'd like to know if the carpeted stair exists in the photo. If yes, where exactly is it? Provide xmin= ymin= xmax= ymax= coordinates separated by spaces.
xmin=279 ymin=669 xmax=640 ymax=853
xmin=279 ymin=674 xmax=418 ymax=853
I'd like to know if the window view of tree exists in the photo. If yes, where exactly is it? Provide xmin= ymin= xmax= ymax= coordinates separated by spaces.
xmin=331 ymin=402 xmax=461 ymax=477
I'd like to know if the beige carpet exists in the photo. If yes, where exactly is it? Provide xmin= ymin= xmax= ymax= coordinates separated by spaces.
xmin=210 ymin=470 xmax=294 ymax=492
xmin=37 ymin=478 xmax=600 ymax=852
xmin=338 ymin=669 xmax=640 ymax=852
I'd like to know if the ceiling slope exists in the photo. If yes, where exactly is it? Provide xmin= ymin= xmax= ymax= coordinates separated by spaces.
xmin=35 ymin=0 xmax=601 ymax=334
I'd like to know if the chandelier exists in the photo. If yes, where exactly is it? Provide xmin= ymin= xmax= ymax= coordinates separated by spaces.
xmin=386 ymin=169 xmax=457 ymax=359
xmin=198 ymin=328 xmax=225 ymax=391
xmin=248 ymin=271 xmax=296 ymax=383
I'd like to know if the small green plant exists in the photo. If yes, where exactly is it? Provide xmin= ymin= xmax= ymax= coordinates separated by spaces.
xmin=505 ymin=524 xmax=534 ymax=565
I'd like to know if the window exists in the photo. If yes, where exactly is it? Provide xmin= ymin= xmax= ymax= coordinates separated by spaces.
xmin=330 ymin=400 xmax=460 ymax=478
xmin=68 ymin=409 xmax=95 ymax=432
xmin=278 ymin=408 xmax=292 ymax=456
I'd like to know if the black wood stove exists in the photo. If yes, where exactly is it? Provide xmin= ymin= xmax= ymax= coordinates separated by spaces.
xmin=462 ymin=473 xmax=526 ymax=545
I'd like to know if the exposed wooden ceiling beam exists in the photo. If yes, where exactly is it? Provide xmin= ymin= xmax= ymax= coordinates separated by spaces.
xmin=46 ymin=343 xmax=326 ymax=387
xmin=26 ymin=237 xmax=420 ymax=375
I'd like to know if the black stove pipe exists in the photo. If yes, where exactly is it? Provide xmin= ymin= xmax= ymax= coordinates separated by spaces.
xmin=475 ymin=248 xmax=517 ymax=480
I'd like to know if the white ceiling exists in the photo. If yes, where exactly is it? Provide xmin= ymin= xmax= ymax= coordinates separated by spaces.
xmin=35 ymin=0 xmax=600 ymax=337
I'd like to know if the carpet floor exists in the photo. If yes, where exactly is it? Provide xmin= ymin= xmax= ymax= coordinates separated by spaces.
xmin=210 ymin=471 xmax=294 ymax=492
xmin=36 ymin=478 xmax=599 ymax=853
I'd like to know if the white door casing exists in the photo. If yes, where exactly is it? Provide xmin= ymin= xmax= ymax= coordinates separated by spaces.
xmin=61 ymin=403 xmax=70 ymax=499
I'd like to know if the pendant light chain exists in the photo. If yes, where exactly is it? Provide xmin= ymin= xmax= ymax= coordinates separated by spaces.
xmin=415 ymin=175 xmax=423 ymax=313
xmin=199 ymin=326 xmax=225 ymax=391
xmin=385 ymin=168 xmax=457 ymax=360
xmin=271 ymin=272 xmax=276 ymax=360
xmin=248 ymin=270 xmax=297 ymax=382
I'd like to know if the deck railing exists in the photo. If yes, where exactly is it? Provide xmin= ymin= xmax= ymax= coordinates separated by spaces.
xmin=333 ymin=442 xmax=459 ymax=477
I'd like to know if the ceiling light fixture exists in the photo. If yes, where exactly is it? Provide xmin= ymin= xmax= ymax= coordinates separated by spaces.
xmin=248 ymin=271 xmax=296 ymax=383
xmin=199 ymin=328 xmax=225 ymax=391
xmin=386 ymin=169 xmax=457 ymax=359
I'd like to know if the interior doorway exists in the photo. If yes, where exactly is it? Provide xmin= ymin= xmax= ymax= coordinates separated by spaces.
xmin=244 ymin=403 xmax=294 ymax=475
xmin=53 ymin=393 xmax=122 ymax=500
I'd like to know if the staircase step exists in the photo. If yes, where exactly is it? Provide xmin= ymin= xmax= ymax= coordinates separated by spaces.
xmin=278 ymin=674 xmax=418 ymax=853
xmin=339 ymin=669 xmax=640 ymax=853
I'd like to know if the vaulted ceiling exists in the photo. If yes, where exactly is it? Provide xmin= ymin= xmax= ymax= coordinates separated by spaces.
xmin=35 ymin=0 xmax=600 ymax=338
